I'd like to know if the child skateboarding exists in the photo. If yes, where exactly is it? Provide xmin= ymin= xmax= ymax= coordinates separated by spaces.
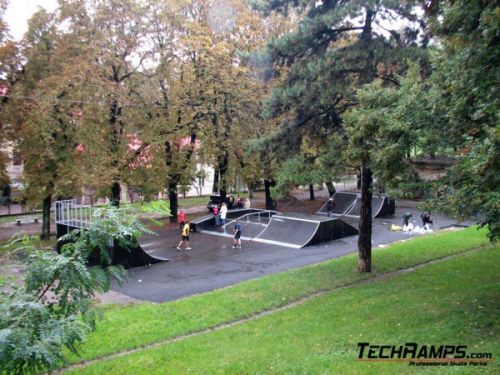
xmin=177 ymin=222 xmax=192 ymax=251
xmin=232 ymin=220 xmax=242 ymax=249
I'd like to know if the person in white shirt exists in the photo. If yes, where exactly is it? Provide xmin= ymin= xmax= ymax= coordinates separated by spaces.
xmin=220 ymin=203 xmax=228 ymax=225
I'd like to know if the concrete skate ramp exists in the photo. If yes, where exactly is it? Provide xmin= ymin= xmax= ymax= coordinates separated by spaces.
xmin=317 ymin=192 xmax=357 ymax=215
xmin=255 ymin=213 xmax=358 ymax=248
xmin=56 ymin=223 xmax=169 ymax=268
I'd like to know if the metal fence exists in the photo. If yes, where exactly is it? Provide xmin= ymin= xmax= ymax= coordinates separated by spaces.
xmin=55 ymin=199 xmax=94 ymax=229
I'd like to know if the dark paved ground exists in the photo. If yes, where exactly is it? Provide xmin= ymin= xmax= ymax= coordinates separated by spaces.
xmin=112 ymin=202 xmax=474 ymax=303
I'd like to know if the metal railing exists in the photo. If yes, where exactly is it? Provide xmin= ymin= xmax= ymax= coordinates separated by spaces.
xmin=55 ymin=199 xmax=93 ymax=229
xmin=222 ymin=210 xmax=277 ymax=235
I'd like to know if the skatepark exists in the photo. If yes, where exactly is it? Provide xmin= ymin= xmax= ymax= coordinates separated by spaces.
xmin=56 ymin=193 xmax=470 ymax=303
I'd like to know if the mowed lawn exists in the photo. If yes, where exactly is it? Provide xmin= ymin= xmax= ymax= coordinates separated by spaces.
xmin=64 ymin=227 xmax=491 ymax=365
xmin=68 ymin=244 xmax=499 ymax=374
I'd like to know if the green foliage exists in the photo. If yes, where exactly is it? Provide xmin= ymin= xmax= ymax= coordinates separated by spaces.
xmin=422 ymin=129 xmax=500 ymax=241
xmin=272 ymin=155 xmax=326 ymax=198
xmin=140 ymin=200 xmax=172 ymax=226
xmin=417 ymin=0 xmax=500 ymax=241
xmin=254 ymin=0 xmax=426 ymax=200
xmin=0 ymin=208 xmax=148 ymax=374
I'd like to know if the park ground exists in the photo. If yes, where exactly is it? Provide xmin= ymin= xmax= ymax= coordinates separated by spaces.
xmin=59 ymin=227 xmax=498 ymax=374
xmin=0 ymin=190 xmax=498 ymax=373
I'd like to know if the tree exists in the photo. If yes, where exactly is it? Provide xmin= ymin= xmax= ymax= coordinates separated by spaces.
xmin=54 ymin=0 xmax=161 ymax=207
xmin=7 ymin=8 xmax=82 ymax=239
xmin=420 ymin=0 xmax=499 ymax=241
xmin=0 ymin=0 xmax=21 ymax=191
xmin=257 ymin=0 xmax=424 ymax=271
xmin=0 ymin=207 xmax=148 ymax=374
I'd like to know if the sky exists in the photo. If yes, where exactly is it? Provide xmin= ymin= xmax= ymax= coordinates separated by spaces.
xmin=4 ymin=0 xmax=58 ymax=41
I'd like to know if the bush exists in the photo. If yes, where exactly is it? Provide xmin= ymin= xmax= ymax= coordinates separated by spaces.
xmin=0 ymin=208 xmax=148 ymax=374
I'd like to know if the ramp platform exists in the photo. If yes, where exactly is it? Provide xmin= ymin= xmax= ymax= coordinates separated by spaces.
xmin=254 ymin=213 xmax=358 ymax=249
xmin=317 ymin=192 xmax=395 ymax=218
xmin=55 ymin=200 xmax=169 ymax=268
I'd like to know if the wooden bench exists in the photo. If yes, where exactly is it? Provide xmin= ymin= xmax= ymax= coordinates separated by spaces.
xmin=16 ymin=217 xmax=40 ymax=225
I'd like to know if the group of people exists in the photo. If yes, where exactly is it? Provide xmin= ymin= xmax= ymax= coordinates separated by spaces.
xmin=213 ymin=196 xmax=251 ymax=226
xmin=176 ymin=199 xmax=247 ymax=251
xmin=226 ymin=194 xmax=251 ymax=210
xmin=212 ymin=203 xmax=227 ymax=226
xmin=401 ymin=211 xmax=434 ymax=232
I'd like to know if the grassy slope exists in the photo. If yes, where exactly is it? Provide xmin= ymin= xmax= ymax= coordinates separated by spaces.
xmin=67 ymin=227 xmax=491 ymax=363
xmin=69 ymin=246 xmax=499 ymax=374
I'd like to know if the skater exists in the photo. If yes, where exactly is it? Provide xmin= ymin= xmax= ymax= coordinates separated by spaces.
xmin=220 ymin=202 xmax=228 ymax=225
xmin=236 ymin=195 xmax=244 ymax=208
xmin=244 ymin=197 xmax=251 ymax=209
xmin=178 ymin=209 xmax=186 ymax=232
xmin=177 ymin=221 xmax=192 ymax=251
xmin=402 ymin=212 xmax=412 ymax=227
xmin=213 ymin=204 xmax=220 ymax=226
xmin=420 ymin=212 xmax=433 ymax=228
xmin=227 ymin=194 xmax=235 ymax=209
xmin=326 ymin=198 xmax=335 ymax=217
xmin=232 ymin=220 xmax=242 ymax=248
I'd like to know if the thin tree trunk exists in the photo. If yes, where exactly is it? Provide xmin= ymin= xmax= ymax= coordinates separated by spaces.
xmin=358 ymin=160 xmax=372 ymax=272
xmin=40 ymin=194 xmax=51 ymax=240
xmin=168 ymin=180 xmax=178 ymax=224
xmin=326 ymin=181 xmax=336 ymax=196
xmin=218 ymin=151 xmax=229 ymax=203
xmin=212 ymin=168 xmax=219 ymax=193
xmin=110 ymin=181 xmax=121 ymax=207
xmin=264 ymin=179 xmax=276 ymax=210
xmin=309 ymin=184 xmax=315 ymax=200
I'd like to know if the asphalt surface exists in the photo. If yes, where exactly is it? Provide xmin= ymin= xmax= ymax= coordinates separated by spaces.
xmin=112 ymin=202 xmax=474 ymax=303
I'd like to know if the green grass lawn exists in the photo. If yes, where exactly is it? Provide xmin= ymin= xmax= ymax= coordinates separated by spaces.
xmin=63 ymin=227 xmax=493 ymax=366
xmin=68 ymin=242 xmax=499 ymax=374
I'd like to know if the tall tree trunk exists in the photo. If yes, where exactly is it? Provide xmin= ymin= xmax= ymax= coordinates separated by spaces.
xmin=309 ymin=184 xmax=315 ymax=200
xmin=212 ymin=168 xmax=219 ymax=193
xmin=326 ymin=181 xmax=336 ymax=196
xmin=358 ymin=160 xmax=372 ymax=272
xmin=40 ymin=194 xmax=51 ymax=240
xmin=218 ymin=150 xmax=229 ymax=203
xmin=264 ymin=179 xmax=276 ymax=210
xmin=168 ymin=180 xmax=178 ymax=224
xmin=110 ymin=181 xmax=121 ymax=207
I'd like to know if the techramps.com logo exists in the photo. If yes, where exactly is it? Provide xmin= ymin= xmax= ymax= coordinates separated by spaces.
xmin=356 ymin=342 xmax=495 ymax=367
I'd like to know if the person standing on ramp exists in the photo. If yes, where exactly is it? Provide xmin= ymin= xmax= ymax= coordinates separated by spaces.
xmin=232 ymin=220 xmax=242 ymax=249
xmin=326 ymin=198 xmax=335 ymax=217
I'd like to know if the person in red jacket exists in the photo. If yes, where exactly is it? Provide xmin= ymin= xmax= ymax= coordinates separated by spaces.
xmin=178 ymin=209 xmax=186 ymax=232
xmin=213 ymin=205 xmax=220 ymax=226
